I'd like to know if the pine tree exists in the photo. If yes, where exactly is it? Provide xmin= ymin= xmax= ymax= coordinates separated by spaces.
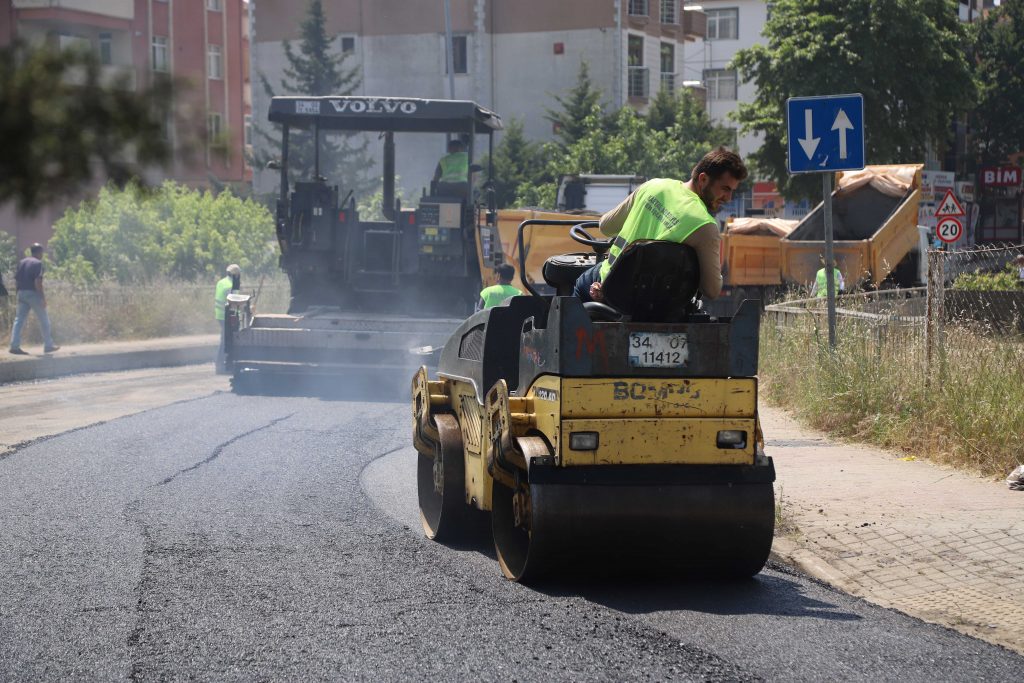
xmin=489 ymin=119 xmax=544 ymax=208
xmin=255 ymin=0 xmax=373 ymax=197
xmin=545 ymin=62 xmax=605 ymax=148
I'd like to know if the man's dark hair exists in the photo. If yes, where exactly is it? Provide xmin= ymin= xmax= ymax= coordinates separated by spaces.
xmin=497 ymin=263 xmax=515 ymax=283
xmin=30 ymin=243 xmax=43 ymax=257
xmin=448 ymin=138 xmax=465 ymax=151
xmin=691 ymin=147 xmax=748 ymax=183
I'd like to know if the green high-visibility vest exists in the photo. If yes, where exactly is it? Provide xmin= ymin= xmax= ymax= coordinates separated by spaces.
xmin=480 ymin=283 xmax=521 ymax=309
xmin=438 ymin=151 xmax=468 ymax=183
xmin=599 ymin=179 xmax=714 ymax=280
xmin=215 ymin=276 xmax=233 ymax=321
xmin=815 ymin=267 xmax=842 ymax=297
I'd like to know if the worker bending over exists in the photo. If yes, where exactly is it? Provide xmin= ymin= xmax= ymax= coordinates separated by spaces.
xmin=574 ymin=148 xmax=747 ymax=303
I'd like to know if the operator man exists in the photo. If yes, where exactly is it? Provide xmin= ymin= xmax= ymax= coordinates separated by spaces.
xmin=215 ymin=264 xmax=241 ymax=373
xmin=812 ymin=257 xmax=845 ymax=297
xmin=573 ymin=147 xmax=747 ymax=303
xmin=433 ymin=138 xmax=468 ymax=187
xmin=478 ymin=263 xmax=522 ymax=310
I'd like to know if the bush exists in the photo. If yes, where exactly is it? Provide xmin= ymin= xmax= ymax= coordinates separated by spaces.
xmin=952 ymin=264 xmax=1022 ymax=291
xmin=47 ymin=181 xmax=277 ymax=285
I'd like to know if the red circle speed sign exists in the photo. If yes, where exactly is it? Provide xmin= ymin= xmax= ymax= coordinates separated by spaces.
xmin=936 ymin=216 xmax=963 ymax=243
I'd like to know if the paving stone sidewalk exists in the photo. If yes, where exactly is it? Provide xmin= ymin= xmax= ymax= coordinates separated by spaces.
xmin=762 ymin=404 xmax=1024 ymax=654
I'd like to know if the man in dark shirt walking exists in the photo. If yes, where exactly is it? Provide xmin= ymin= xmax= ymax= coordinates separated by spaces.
xmin=9 ymin=243 xmax=59 ymax=355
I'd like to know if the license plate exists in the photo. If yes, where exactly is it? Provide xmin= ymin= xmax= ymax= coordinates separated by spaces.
xmin=628 ymin=332 xmax=688 ymax=368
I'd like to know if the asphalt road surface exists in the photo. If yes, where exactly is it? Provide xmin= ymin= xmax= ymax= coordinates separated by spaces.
xmin=1 ymin=380 xmax=1021 ymax=681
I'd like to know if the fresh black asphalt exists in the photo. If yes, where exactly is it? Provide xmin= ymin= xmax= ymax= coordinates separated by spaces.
xmin=0 ymin=392 xmax=1020 ymax=681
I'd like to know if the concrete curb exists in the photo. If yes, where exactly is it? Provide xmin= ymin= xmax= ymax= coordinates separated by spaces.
xmin=0 ymin=338 xmax=218 ymax=384
xmin=770 ymin=537 xmax=852 ymax=591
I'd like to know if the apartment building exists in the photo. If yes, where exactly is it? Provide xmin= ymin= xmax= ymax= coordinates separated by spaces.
xmin=250 ymin=0 xmax=707 ymax=197
xmin=0 ymin=0 xmax=251 ymax=250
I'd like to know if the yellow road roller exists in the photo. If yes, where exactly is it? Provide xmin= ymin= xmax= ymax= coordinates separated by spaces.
xmin=412 ymin=219 xmax=775 ymax=582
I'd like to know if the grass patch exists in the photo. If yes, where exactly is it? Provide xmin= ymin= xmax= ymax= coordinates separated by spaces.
xmin=760 ymin=315 xmax=1024 ymax=478
xmin=0 ymin=277 xmax=290 ymax=346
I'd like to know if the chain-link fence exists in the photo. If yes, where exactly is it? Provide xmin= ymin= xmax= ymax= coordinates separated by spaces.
xmin=0 ymin=278 xmax=290 ymax=346
xmin=762 ymin=242 xmax=1024 ymax=476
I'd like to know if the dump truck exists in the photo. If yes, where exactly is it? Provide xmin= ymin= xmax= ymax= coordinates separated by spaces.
xmin=780 ymin=164 xmax=925 ymax=289
xmin=413 ymin=219 xmax=775 ymax=582
xmin=225 ymin=96 xmax=506 ymax=393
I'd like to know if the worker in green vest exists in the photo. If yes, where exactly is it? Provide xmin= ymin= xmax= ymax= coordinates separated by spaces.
xmin=574 ymin=148 xmax=747 ymax=302
xmin=215 ymin=264 xmax=241 ymax=373
xmin=479 ymin=264 xmax=522 ymax=310
xmin=812 ymin=258 xmax=845 ymax=297
xmin=433 ymin=138 xmax=469 ymax=185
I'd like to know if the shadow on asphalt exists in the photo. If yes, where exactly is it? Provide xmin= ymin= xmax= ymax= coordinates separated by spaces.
xmin=536 ymin=567 xmax=862 ymax=622
xmin=436 ymin=525 xmax=861 ymax=622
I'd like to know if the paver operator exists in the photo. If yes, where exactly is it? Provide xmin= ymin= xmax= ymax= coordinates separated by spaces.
xmin=573 ymin=147 xmax=747 ymax=303
xmin=433 ymin=138 xmax=469 ymax=185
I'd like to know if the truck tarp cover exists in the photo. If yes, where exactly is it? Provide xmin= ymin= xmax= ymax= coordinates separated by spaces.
xmin=268 ymin=96 xmax=502 ymax=134
xmin=786 ymin=165 xmax=917 ymax=241
xmin=726 ymin=217 xmax=798 ymax=237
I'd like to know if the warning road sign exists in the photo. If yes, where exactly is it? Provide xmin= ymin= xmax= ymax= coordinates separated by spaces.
xmin=936 ymin=216 xmax=963 ymax=243
xmin=934 ymin=189 xmax=965 ymax=217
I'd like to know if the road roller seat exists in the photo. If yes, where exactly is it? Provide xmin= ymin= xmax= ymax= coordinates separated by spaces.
xmin=542 ymin=252 xmax=599 ymax=296
xmin=591 ymin=239 xmax=702 ymax=323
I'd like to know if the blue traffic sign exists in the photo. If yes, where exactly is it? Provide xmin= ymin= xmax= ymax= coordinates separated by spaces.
xmin=787 ymin=94 xmax=865 ymax=174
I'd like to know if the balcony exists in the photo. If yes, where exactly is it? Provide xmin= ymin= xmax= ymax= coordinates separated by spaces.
xmin=682 ymin=7 xmax=707 ymax=41
xmin=628 ymin=66 xmax=649 ymax=98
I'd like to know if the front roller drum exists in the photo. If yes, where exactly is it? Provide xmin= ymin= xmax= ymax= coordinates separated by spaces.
xmin=417 ymin=413 xmax=472 ymax=543
xmin=492 ymin=462 xmax=776 ymax=582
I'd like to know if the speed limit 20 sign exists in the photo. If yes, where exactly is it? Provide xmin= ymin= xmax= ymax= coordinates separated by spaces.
xmin=936 ymin=216 xmax=963 ymax=244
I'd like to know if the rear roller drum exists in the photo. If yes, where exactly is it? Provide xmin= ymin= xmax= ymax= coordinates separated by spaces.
xmin=417 ymin=414 xmax=471 ymax=542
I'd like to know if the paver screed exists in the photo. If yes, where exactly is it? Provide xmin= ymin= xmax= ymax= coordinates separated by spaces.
xmin=762 ymin=405 xmax=1024 ymax=653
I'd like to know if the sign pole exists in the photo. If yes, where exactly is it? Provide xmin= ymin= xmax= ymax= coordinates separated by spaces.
xmin=823 ymin=172 xmax=837 ymax=349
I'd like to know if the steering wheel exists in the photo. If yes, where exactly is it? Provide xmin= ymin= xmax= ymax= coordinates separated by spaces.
xmin=570 ymin=223 xmax=612 ymax=256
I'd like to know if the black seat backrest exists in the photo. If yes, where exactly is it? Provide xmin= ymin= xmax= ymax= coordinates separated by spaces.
xmin=601 ymin=240 xmax=701 ymax=322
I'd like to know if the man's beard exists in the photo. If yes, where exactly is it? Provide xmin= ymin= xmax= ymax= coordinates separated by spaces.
xmin=699 ymin=185 xmax=718 ymax=213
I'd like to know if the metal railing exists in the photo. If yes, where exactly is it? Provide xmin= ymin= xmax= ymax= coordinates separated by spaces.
xmin=660 ymin=72 xmax=676 ymax=94
xmin=628 ymin=66 xmax=649 ymax=98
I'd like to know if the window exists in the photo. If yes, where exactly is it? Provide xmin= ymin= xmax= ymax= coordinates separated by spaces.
xmin=660 ymin=42 xmax=675 ymax=93
xmin=152 ymin=36 xmax=169 ymax=72
xmin=628 ymin=0 xmax=649 ymax=16
xmin=58 ymin=34 xmax=90 ymax=52
xmin=207 ymin=44 xmax=223 ymax=80
xmin=98 ymin=32 xmax=112 ymax=65
xmin=661 ymin=0 xmax=677 ymax=24
xmin=445 ymin=35 xmax=468 ymax=74
xmin=340 ymin=36 xmax=355 ymax=53
xmin=703 ymin=68 xmax=737 ymax=100
xmin=207 ymin=0 xmax=222 ymax=10
xmin=208 ymin=112 xmax=223 ymax=144
xmin=706 ymin=8 xmax=739 ymax=40
xmin=244 ymin=114 xmax=252 ymax=146
xmin=628 ymin=35 xmax=647 ymax=97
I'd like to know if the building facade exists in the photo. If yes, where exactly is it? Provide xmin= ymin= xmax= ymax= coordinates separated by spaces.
xmin=250 ymin=0 xmax=707 ymax=198
xmin=0 ymin=0 xmax=251 ymax=251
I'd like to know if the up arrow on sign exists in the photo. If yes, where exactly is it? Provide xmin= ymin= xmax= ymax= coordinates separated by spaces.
xmin=787 ymin=94 xmax=865 ymax=174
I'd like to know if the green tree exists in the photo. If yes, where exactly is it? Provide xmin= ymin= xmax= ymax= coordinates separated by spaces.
xmin=971 ymin=1 xmax=1024 ymax=164
xmin=0 ymin=40 xmax=174 ymax=211
xmin=652 ymin=89 xmax=737 ymax=178
xmin=489 ymin=119 xmax=545 ymax=208
xmin=256 ymin=0 xmax=373 ymax=196
xmin=732 ymin=0 xmax=975 ymax=199
xmin=545 ymin=61 xmax=606 ymax=148
xmin=48 ymin=182 xmax=276 ymax=285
